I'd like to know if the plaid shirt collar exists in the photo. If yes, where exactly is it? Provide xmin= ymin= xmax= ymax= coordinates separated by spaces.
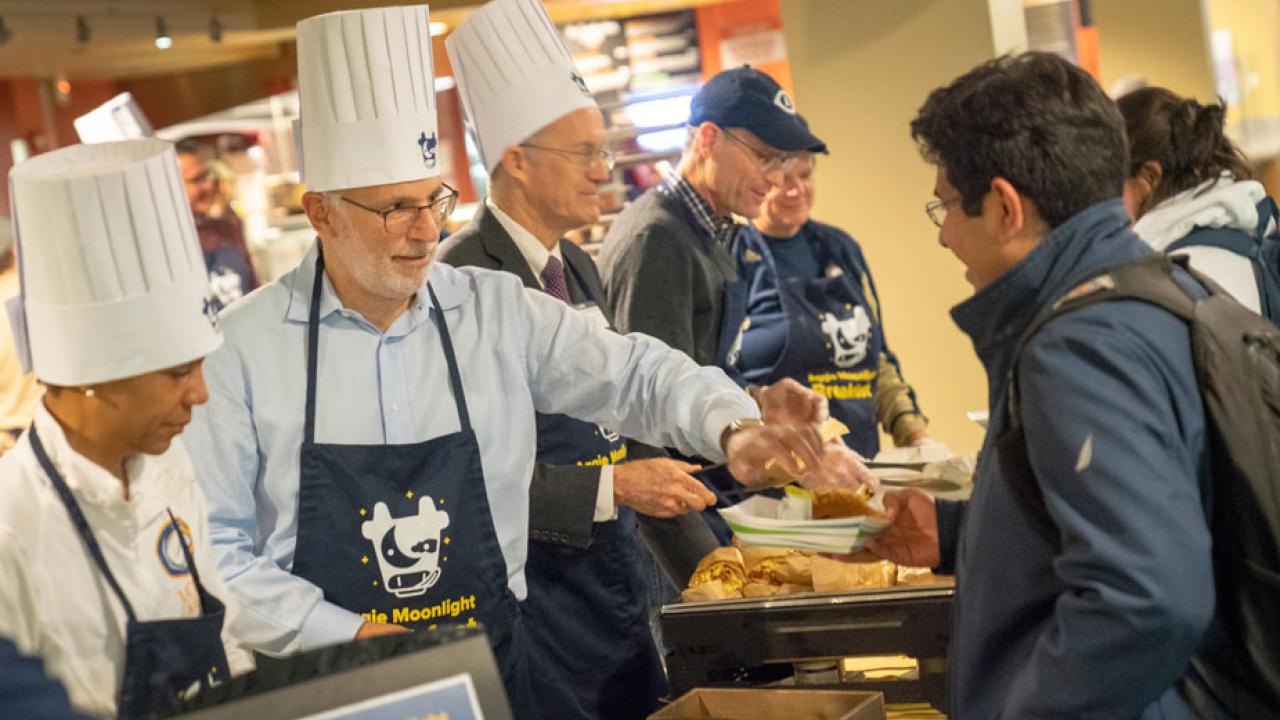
xmin=657 ymin=170 xmax=739 ymax=246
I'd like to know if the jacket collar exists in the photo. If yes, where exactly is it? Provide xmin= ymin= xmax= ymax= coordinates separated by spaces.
xmin=950 ymin=199 xmax=1147 ymax=403
xmin=471 ymin=202 xmax=544 ymax=289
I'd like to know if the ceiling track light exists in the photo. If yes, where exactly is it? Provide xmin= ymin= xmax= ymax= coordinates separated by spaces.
xmin=209 ymin=13 xmax=223 ymax=43
xmin=0 ymin=17 xmax=11 ymax=47
xmin=155 ymin=15 xmax=172 ymax=50
xmin=76 ymin=14 xmax=90 ymax=45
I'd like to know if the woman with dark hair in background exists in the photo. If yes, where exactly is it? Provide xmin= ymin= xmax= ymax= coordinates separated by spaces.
xmin=1119 ymin=86 xmax=1278 ymax=317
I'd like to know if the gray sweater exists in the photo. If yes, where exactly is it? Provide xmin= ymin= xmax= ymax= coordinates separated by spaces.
xmin=599 ymin=188 xmax=738 ymax=366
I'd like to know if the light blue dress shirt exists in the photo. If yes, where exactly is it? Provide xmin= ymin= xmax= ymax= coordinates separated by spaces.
xmin=183 ymin=242 xmax=756 ymax=655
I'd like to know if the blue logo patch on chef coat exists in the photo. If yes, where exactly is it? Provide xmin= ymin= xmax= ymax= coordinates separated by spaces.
xmin=418 ymin=131 xmax=438 ymax=170
xmin=156 ymin=517 xmax=194 ymax=577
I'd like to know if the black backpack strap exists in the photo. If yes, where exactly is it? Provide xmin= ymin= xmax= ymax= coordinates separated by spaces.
xmin=1254 ymin=195 xmax=1279 ymax=238
xmin=1167 ymin=225 xmax=1260 ymax=258
xmin=1000 ymin=254 xmax=1200 ymax=547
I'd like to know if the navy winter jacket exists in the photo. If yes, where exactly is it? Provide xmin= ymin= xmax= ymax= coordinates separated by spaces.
xmin=938 ymin=199 xmax=1224 ymax=718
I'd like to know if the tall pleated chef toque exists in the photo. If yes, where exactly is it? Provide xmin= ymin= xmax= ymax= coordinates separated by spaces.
xmin=294 ymin=5 xmax=441 ymax=192
xmin=73 ymin=92 xmax=153 ymax=144
xmin=447 ymin=0 xmax=597 ymax=174
xmin=6 ymin=138 xmax=221 ymax=385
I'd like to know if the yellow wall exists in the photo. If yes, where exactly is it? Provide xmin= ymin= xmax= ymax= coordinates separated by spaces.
xmin=779 ymin=0 xmax=1027 ymax=454
xmin=1092 ymin=0 xmax=1216 ymax=100
xmin=1204 ymin=0 xmax=1280 ymax=119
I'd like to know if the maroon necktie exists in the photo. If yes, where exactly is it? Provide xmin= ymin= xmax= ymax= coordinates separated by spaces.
xmin=540 ymin=255 xmax=572 ymax=305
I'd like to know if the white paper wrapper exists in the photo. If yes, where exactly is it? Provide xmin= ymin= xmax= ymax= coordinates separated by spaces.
xmin=870 ymin=442 xmax=975 ymax=488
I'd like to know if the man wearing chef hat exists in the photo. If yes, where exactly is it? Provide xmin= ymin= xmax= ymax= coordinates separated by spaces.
xmin=438 ymin=1 xmax=719 ymax=715
xmin=0 ymin=138 xmax=253 ymax=718
xmin=74 ymin=93 xmax=258 ymax=316
xmin=0 ymin=216 xmax=40 ymax=455
xmin=183 ymin=5 xmax=830 ymax=712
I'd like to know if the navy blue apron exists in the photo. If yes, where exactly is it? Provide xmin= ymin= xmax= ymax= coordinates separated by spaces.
xmin=737 ymin=228 xmax=885 ymax=457
xmin=717 ymin=278 xmax=750 ymax=388
xmin=288 ymin=251 xmax=528 ymax=710
xmin=523 ymin=257 xmax=667 ymax=720
xmin=30 ymin=425 xmax=229 ymax=720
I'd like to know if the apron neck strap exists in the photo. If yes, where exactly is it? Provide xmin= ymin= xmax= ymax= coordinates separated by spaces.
xmin=742 ymin=225 xmax=781 ymax=274
xmin=304 ymin=246 xmax=325 ymax=445
xmin=29 ymin=424 xmax=139 ymax=623
xmin=426 ymin=285 xmax=472 ymax=432
xmin=304 ymin=247 xmax=473 ymax=442
xmin=164 ymin=508 xmax=212 ymax=596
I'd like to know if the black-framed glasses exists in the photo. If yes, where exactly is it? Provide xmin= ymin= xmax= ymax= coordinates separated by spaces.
xmin=720 ymin=129 xmax=797 ymax=173
xmin=925 ymin=195 xmax=961 ymax=228
xmin=340 ymin=183 xmax=459 ymax=234
xmin=520 ymin=143 xmax=616 ymax=171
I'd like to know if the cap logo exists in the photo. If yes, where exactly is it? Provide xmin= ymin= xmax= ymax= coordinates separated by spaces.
xmin=773 ymin=89 xmax=796 ymax=115
xmin=418 ymin=131 xmax=438 ymax=170
xmin=570 ymin=71 xmax=592 ymax=98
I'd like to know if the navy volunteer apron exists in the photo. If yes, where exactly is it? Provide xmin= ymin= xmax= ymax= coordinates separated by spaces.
xmin=288 ymin=251 xmax=527 ymax=709
xmin=523 ymin=258 xmax=668 ymax=720
xmin=717 ymin=276 xmax=750 ymax=388
xmin=30 ymin=425 xmax=230 ymax=720
xmin=737 ymin=227 xmax=885 ymax=456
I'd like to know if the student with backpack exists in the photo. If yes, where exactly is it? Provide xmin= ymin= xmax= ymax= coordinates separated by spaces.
xmin=1119 ymin=86 xmax=1280 ymax=321
xmin=855 ymin=52 xmax=1279 ymax=718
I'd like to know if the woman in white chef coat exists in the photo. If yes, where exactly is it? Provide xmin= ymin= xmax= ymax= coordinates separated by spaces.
xmin=0 ymin=138 xmax=252 ymax=719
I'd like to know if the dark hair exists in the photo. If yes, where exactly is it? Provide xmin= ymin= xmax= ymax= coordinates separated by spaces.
xmin=910 ymin=52 xmax=1128 ymax=228
xmin=1117 ymin=87 xmax=1256 ymax=213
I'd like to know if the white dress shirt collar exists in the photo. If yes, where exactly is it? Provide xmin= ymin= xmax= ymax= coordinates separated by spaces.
xmin=485 ymin=197 xmax=562 ymax=287
xmin=31 ymin=401 xmax=176 ymax=517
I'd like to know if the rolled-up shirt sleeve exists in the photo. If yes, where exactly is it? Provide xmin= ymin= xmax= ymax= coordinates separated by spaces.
xmin=185 ymin=340 xmax=363 ymax=656
xmin=516 ymin=287 xmax=756 ymax=463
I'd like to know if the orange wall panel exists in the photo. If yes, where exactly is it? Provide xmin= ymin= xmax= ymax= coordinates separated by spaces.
xmin=696 ymin=0 xmax=793 ymax=98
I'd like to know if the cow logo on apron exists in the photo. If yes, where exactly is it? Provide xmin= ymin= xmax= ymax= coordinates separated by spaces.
xmin=361 ymin=499 xmax=451 ymax=599
xmin=207 ymin=266 xmax=244 ymax=312
xmin=820 ymin=306 xmax=872 ymax=368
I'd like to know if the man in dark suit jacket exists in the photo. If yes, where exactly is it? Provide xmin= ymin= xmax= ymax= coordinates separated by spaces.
xmin=441 ymin=13 xmax=721 ymax=713
xmin=440 ymin=201 xmax=719 ymax=550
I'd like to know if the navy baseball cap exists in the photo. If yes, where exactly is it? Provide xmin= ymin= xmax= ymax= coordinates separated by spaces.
xmin=688 ymin=65 xmax=828 ymax=154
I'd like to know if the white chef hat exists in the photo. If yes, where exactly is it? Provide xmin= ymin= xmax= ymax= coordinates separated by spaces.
xmin=73 ymin=92 xmax=154 ymax=144
xmin=447 ymin=0 xmax=597 ymax=174
xmin=6 ymin=139 xmax=220 ymax=386
xmin=295 ymin=5 xmax=440 ymax=192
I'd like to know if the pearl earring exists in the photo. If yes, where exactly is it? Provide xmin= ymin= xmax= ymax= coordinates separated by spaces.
xmin=84 ymin=387 xmax=96 ymax=398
